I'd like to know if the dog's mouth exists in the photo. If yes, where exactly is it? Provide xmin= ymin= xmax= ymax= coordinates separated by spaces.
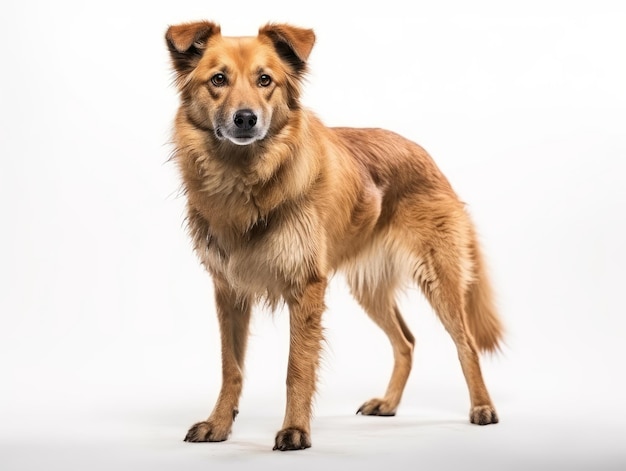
xmin=214 ymin=127 xmax=266 ymax=146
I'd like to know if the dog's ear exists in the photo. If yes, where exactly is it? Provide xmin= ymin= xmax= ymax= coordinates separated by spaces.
xmin=165 ymin=21 xmax=220 ymax=79
xmin=259 ymin=23 xmax=315 ymax=75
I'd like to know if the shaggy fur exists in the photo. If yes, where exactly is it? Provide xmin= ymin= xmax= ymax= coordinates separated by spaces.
xmin=165 ymin=20 xmax=503 ymax=451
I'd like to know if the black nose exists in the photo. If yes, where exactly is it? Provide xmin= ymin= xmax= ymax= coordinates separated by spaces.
xmin=233 ymin=109 xmax=257 ymax=130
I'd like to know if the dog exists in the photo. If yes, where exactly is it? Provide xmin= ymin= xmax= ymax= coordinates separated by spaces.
xmin=165 ymin=21 xmax=503 ymax=451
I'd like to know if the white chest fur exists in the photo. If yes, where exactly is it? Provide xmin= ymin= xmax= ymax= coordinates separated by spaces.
xmin=199 ymin=203 xmax=324 ymax=303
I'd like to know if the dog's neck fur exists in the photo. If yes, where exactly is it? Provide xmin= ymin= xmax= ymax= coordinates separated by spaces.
xmin=174 ymin=109 xmax=321 ymax=245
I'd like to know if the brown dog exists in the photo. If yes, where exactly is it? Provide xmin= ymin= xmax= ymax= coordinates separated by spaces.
xmin=165 ymin=21 xmax=503 ymax=451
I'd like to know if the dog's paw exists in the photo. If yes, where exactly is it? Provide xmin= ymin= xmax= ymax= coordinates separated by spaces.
xmin=470 ymin=405 xmax=499 ymax=425
xmin=184 ymin=420 xmax=231 ymax=442
xmin=356 ymin=398 xmax=397 ymax=416
xmin=273 ymin=427 xmax=311 ymax=451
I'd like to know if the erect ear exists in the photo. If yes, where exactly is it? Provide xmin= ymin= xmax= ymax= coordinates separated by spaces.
xmin=165 ymin=21 xmax=220 ymax=78
xmin=259 ymin=23 xmax=316 ymax=75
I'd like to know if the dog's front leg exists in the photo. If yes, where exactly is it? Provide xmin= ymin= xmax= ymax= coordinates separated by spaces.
xmin=274 ymin=278 xmax=327 ymax=451
xmin=185 ymin=278 xmax=251 ymax=443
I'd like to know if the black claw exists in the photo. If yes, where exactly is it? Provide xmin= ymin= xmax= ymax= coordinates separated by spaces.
xmin=273 ymin=428 xmax=311 ymax=451
xmin=184 ymin=423 xmax=208 ymax=442
xmin=356 ymin=401 xmax=396 ymax=417
xmin=471 ymin=407 xmax=499 ymax=425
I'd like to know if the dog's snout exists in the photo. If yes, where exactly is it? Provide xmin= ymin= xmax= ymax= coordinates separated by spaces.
xmin=233 ymin=109 xmax=257 ymax=130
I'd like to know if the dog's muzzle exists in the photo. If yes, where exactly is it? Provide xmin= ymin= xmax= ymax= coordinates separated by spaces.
xmin=216 ymin=108 xmax=267 ymax=146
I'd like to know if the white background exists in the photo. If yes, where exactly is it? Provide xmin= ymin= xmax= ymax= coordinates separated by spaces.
xmin=1 ymin=0 xmax=625 ymax=470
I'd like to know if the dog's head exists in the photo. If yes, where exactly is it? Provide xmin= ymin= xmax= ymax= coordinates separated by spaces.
xmin=166 ymin=21 xmax=315 ymax=146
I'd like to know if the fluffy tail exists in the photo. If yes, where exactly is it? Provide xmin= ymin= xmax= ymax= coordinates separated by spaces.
xmin=465 ymin=229 xmax=504 ymax=353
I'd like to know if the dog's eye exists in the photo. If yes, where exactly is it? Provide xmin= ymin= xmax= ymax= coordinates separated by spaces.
xmin=211 ymin=73 xmax=227 ymax=87
xmin=258 ymin=74 xmax=272 ymax=87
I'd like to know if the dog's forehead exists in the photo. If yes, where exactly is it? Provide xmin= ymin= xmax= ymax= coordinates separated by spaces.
xmin=202 ymin=35 xmax=277 ymax=67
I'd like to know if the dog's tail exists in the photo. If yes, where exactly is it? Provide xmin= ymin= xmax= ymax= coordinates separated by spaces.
xmin=465 ymin=228 xmax=504 ymax=353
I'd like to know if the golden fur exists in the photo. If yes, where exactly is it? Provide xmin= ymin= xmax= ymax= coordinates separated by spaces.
xmin=165 ymin=21 xmax=503 ymax=451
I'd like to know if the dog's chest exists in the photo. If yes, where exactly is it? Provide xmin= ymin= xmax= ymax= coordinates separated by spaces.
xmin=197 ymin=203 xmax=321 ymax=299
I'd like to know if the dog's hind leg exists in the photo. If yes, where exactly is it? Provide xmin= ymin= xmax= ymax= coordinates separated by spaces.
xmin=185 ymin=277 xmax=252 ymax=442
xmin=349 ymin=276 xmax=415 ymax=417
xmin=414 ymin=245 xmax=499 ymax=425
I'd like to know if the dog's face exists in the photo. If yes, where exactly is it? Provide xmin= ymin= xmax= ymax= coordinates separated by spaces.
xmin=166 ymin=22 xmax=315 ymax=146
